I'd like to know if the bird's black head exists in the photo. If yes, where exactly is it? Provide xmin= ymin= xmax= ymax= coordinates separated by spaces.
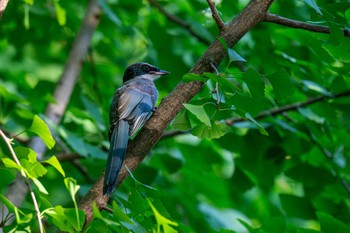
xmin=122 ymin=62 xmax=170 ymax=83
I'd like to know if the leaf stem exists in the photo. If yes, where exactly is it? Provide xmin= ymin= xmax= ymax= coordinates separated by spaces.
xmin=0 ymin=129 xmax=44 ymax=233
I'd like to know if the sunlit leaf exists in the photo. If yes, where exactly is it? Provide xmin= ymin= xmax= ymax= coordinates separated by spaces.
xmin=32 ymin=178 xmax=48 ymax=194
xmin=54 ymin=0 xmax=66 ymax=26
xmin=147 ymin=199 xmax=178 ymax=233
xmin=42 ymin=156 xmax=65 ymax=177
xmin=28 ymin=115 xmax=55 ymax=149
xmin=1 ymin=158 xmax=20 ymax=170
xmin=64 ymin=177 xmax=82 ymax=230
xmin=183 ymin=103 xmax=211 ymax=127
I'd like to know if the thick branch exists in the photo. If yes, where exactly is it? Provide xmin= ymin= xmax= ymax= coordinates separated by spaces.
xmin=264 ymin=13 xmax=350 ymax=37
xmin=0 ymin=0 xmax=9 ymax=20
xmin=226 ymin=90 xmax=350 ymax=125
xmin=207 ymin=0 xmax=225 ymax=31
xmin=3 ymin=0 xmax=101 ymax=228
xmin=79 ymin=0 xmax=274 ymax=226
xmin=30 ymin=0 xmax=101 ymax=158
xmin=148 ymin=0 xmax=211 ymax=45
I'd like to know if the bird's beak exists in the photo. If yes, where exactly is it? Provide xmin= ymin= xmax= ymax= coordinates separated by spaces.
xmin=150 ymin=70 xmax=170 ymax=75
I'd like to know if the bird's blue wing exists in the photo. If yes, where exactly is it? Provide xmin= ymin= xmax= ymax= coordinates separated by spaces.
xmin=116 ymin=85 xmax=156 ymax=137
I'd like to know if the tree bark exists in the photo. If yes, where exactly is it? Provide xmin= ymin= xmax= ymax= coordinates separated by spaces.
xmin=0 ymin=0 xmax=9 ymax=20
xmin=79 ymin=0 xmax=274 ymax=226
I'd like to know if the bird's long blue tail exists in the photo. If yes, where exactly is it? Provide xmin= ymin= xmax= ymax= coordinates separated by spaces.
xmin=103 ymin=120 xmax=129 ymax=196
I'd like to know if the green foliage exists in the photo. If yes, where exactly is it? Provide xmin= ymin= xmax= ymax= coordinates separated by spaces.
xmin=1 ymin=0 xmax=350 ymax=232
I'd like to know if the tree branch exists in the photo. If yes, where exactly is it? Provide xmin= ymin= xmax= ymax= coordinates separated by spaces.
xmin=0 ymin=0 xmax=9 ymax=20
xmin=29 ymin=0 xmax=101 ymax=159
xmin=148 ymin=0 xmax=211 ymax=45
xmin=79 ymin=0 xmax=274 ymax=226
xmin=226 ymin=90 xmax=350 ymax=125
xmin=0 ymin=129 xmax=44 ymax=233
xmin=264 ymin=13 xmax=350 ymax=37
xmin=207 ymin=0 xmax=225 ymax=31
xmin=3 ymin=0 xmax=102 ymax=228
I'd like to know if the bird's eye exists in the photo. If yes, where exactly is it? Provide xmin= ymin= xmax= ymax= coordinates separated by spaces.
xmin=143 ymin=65 xmax=150 ymax=72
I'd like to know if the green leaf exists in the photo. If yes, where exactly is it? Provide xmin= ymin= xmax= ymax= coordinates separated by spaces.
xmin=280 ymin=194 xmax=315 ymax=219
xmin=42 ymin=156 xmax=65 ymax=177
xmin=28 ymin=115 xmax=55 ymax=149
xmin=262 ymin=217 xmax=286 ymax=233
xmin=23 ymin=0 xmax=34 ymax=5
xmin=32 ymin=178 xmax=48 ymax=194
xmin=0 ymin=168 xmax=16 ymax=188
xmin=46 ymin=206 xmax=84 ymax=232
xmin=301 ymin=80 xmax=332 ymax=96
xmin=304 ymin=0 xmax=323 ymax=15
xmin=183 ymin=103 xmax=211 ymax=127
xmin=245 ymin=113 xmax=269 ymax=136
xmin=227 ymin=93 xmax=263 ymax=116
xmin=98 ymin=0 xmax=121 ymax=26
xmin=112 ymin=202 xmax=133 ymax=223
xmin=266 ymin=69 xmax=294 ymax=101
xmin=323 ymin=39 xmax=350 ymax=63
xmin=298 ymin=108 xmax=325 ymax=124
xmin=1 ymin=158 xmax=20 ymax=170
xmin=202 ymin=72 xmax=237 ymax=92
xmin=243 ymin=68 xmax=265 ymax=98
xmin=22 ymin=159 xmax=47 ymax=178
xmin=182 ymin=73 xmax=207 ymax=82
xmin=24 ymin=4 xmax=30 ymax=29
xmin=64 ymin=177 xmax=82 ymax=230
xmin=192 ymin=121 xmax=230 ymax=139
xmin=147 ymin=199 xmax=178 ymax=233
xmin=0 ymin=194 xmax=25 ymax=214
xmin=317 ymin=212 xmax=350 ymax=233
xmin=54 ymin=0 xmax=66 ymax=26
xmin=172 ymin=110 xmax=191 ymax=130
xmin=228 ymin=48 xmax=247 ymax=63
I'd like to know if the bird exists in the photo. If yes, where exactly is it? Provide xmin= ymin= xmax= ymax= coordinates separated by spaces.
xmin=103 ymin=62 xmax=170 ymax=196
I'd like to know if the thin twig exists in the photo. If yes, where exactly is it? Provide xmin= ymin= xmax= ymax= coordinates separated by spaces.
xmin=226 ymin=90 xmax=350 ymax=125
xmin=148 ymin=0 xmax=211 ymax=45
xmin=206 ymin=0 xmax=225 ymax=31
xmin=264 ymin=13 xmax=350 ymax=37
xmin=210 ymin=63 xmax=220 ymax=105
xmin=0 ymin=129 xmax=44 ymax=233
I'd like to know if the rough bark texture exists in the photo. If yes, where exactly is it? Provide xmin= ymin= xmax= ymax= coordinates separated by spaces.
xmin=79 ymin=0 xmax=274 ymax=225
